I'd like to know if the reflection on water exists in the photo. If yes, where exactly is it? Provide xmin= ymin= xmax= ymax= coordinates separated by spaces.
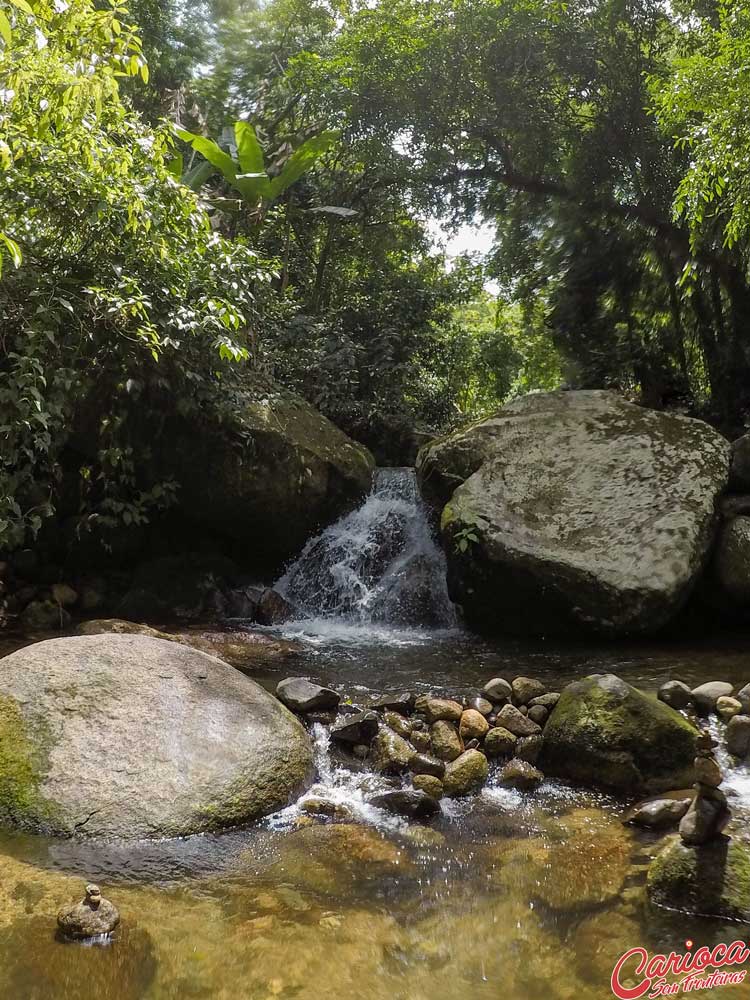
xmin=1 ymin=624 xmax=750 ymax=998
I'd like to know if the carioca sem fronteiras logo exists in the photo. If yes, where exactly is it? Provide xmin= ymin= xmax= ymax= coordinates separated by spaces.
xmin=611 ymin=940 xmax=750 ymax=998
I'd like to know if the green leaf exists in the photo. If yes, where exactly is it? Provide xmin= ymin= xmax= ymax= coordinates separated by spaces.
xmin=0 ymin=12 xmax=11 ymax=46
xmin=175 ymin=127 xmax=238 ymax=184
xmin=165 ymin=152 xmax=183 ymax=179
xmin=183 ymin=159 xmax=215 ymax=191
xmin=234 ymin=121 xmax=265 ymax=176
xmin=268 ymin=131 xmax=336 ymax=200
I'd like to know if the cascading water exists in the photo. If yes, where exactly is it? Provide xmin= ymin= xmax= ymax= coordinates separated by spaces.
xmin=276 ymin=467 xmax=456 ymax=631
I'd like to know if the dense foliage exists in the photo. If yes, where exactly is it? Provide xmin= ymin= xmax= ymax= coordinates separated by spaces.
xmin=3 ymin=0 xmax=750 ymax=552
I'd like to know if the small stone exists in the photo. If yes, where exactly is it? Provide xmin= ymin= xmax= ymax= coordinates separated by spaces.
xmin=727 ymin=715 xmax=750 ymax=757
xmin=511 ymin=676 xmax=546 ymax=705
xmin=276 ymin=677 xmax=340 ymax=713
xmin=409 ymin=753 xmax=446 ymax=779
xmin=498 ymin=758 xmax=544 ymax=790
xmin=459 ymin=709 xmax=489 ymax=742
xmin=443 ymin=749 xmax=488 ymax=796
xmin=468 ymin=696 xmax=493 ymax=716
xmin=626 ymin=797 xmax=691 ymax=830
xmin=527 ymin=705 xmax=548 ymax=726
xmin=496 ymin=703 xmax=542 ymax=737
xmin=412 ymin=774 xmax=443 ymax=799
xmin=518 ymin=705 xmax=529 ymax=716
xmin=330 ymin=710 xmax=378 ymax=745
xmin=657 ymin=680 xmax=693 ymax=711
xmin=694 ymin=756 xmax=722 ymax=788
xmin=368 ymin=789 xmax=440 ymax=819
xmin=430 ymin=720 xmax=464 ymax=762
xmin=369 ymin=692 xmax=415 ymax=714
xmin=691 ymin=681 xmax=734 ymax=714
xmin=515 ymin=734 xmax=543 ymax=764
xmin=384 ymin=710 xmax=412 ymax=739
xmin=528 ymin=692 xmax=560 ymax=710
xmin=57 ymin=883 xmax=120 ymax=940
xmin=372 ymin=727 xmax=414 ymax=774
xmin=484 ymin=727 xmax=517 ymax=757
xmin=482 ymin=677 xmax=512 ymax=704
xmin=716 ymin=696 xmax=743 ymax=722
xmin=51 ymin=583 xmax=78 ymax=607
xmin=410 ymin=730 xmax=431 ymax=753
xmin=414 ymin=696 xmax=463 ymax=723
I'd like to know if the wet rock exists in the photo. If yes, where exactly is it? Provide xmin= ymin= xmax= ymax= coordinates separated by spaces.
xmin=515 ymin=734 xmax=543 ymax=764
xmin=496 ymin=703 xmax=542 ymax=738
xmin=369 ymin=692 xmax=415 ymax=714
xmin=409 ymin=753 xmax=446 ymax=779
xmin=657 ymin=680 xmax=693 ymax=711
xmin=411 ymin=774 xmax=444 ymax=799
xmin=648 ymin=836 xmax=750 ymax=921
xmin=352 ymin=744 xmax=369 ymax=759
xmin=679 ymin=785 xmax=730 ymax=845
xmin=540 ymin=673 xmax=698 ymax=794
xmin=256 ymin=588 xmax=296 ymax=625
xmin=429 ymin=720 xmax=464 ymax=762
xmin=527 ymin=705 xmax=548 ymax=726
xmin=276 ymin=677 xmax=340 ymax=713
xmin=409 ymin=730 xmax=431 ymax=753
xmin=716 ymin=695 xmax=743 ymax=721
xmin=443 ymin=749 xmax=488 ymax=796
xmin=0 ymin=635 xmax=314 ymax=838
xmin=482 ymin=677 xmax=512 ymax=704
xmin=691 ymin=680 xmax=734 ymax=714
xmin=372 ymin=727 xmax=414 ymax=774
xmin=300 ymin=797 xmax=353 ymax=820
xmin=57 ymin=884 xmax=120 ymax=939
xmin=498 ymin=758 xmax=543 ymax=791
xmin=330 ymin=711 xmax=379 ymax=745
xmin=368 ymin=789 xmax=440 ymax=820
xmin=528 ymin=692 xmax=560 ymax=710
xmin=20 ymin=600 xmax=70 ymax=632
xmin=483 ymin=727 xmax=517 ymax=757
xmin=414 ymin=696 xmax=463 ymax=723
xmin=626 ymin=794 xmax=692 ymax=829
xmin=468 ymin=696 xmax=493 ymax=716
xmin=511 ymin=677 xmax=546 ymax=705
xmin=736 ymin=683 xmax=750 ymax=713
xmin=727 ymin=714 xmax=750 ymax=757
xmin=384 ymin=710 xmax=412 ymax=739
xmin=694 ymin=755 xmax=722 ymax=787
xmin=459 ymin=709 xmax=489 ymax=742
xmin=421 ymin=391 xmax=730 ymax=637
xmin=224 ymin=584 xmax=263 ymax=619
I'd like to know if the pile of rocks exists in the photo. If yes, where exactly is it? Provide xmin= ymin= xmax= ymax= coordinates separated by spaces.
xmin=658 ymin=677 xmax=750 ymax=759
xmin=276 ymin=674 xmax=561 ymax=818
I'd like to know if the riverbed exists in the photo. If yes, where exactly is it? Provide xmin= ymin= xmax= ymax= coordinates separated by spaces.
xmin=1 ymin=622 xmax=750 ymax=999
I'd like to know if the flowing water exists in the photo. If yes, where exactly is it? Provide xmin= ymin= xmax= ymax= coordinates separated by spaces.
xmin=3 ymin=472 xmax=750 ymax=998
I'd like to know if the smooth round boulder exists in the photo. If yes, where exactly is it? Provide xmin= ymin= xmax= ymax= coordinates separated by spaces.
xmin=482 ymin=677 xmax=512 ymax=704
xmin=276 ymin=677 xmax=340 ymax=713
xmin=0 ymin=635 xmax=313 ymax=838
xmin=657 ymin=680 xmax=693 ymax=711
xmin=511 ymin=676 xmax=546 ymax=705
xmin=484 ymin=727 xmax=517 ymax=757
xmin=712 ymin=516 xmax=750 ymax=606
xmin=727 ymin=715 xmax=750 ymax=757
xmin=626 ymin=796 xmax=691 ymax=830
xmin=419 ymin=391 xmax=730 ymax=636
xmin=691 ymin=680 xmax=733 ymax=714
xmin=540 ymin=673 xmax=698 ymax=794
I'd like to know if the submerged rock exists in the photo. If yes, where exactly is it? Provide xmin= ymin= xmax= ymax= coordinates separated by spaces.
xmin=648 ymin=836 xmax=750 ymax=921
xmin=540 ymin=673 xmax=698 ymax=794
xmin=57 ymin=884 xmax=119 ymax=939
xmin=418 ymin=390 xmax=729 ymax=636
xmin=0 ymin=635 xmax=313 ymax=838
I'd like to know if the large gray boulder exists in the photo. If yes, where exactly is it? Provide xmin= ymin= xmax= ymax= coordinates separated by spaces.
xmin=0 ymin=635 xmax=313 ymax=838
xmin=712 ymin=515 xmax=750 ymax=606
xmin=418 ymin=391 xmax=729 ymax=636
xmin=539 ymin=673 xmax=698 ymax=794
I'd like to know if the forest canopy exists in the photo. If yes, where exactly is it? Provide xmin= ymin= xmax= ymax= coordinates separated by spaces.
xmin=1 ymin=0 xmax=750 ymax=550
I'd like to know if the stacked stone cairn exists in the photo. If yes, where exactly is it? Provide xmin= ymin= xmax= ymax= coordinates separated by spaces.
xmin=276 ymin=674 xmax=561 ymax=819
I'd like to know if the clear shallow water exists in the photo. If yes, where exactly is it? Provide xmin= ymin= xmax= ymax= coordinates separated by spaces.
xmin=2 ymin=623 xmax=750 ymax=998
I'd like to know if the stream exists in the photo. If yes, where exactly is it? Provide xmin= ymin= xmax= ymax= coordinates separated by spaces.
xmin=2 ymin=470 xmax=750 ymax=998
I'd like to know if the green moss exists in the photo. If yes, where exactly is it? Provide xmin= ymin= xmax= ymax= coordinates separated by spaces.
xmin=648 ymin=837 xmax=750 ymax=921
xmin=0 ymin=695 xmax=56 ymax=830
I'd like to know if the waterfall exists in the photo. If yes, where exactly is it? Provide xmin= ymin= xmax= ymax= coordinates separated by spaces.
xmin=276 ymin=467 xmax=456 ymax=629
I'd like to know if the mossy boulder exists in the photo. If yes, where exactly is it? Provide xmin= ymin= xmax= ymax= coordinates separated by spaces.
xmin=417 ymin=390 xmax=729 ymax=636
xmin=648 ymin=836 xmax=750 ymax=922
xmin=0 ymin=634 xmax=313 ymax=838
xmin=540 ymin=673 xmax=698 ymax=794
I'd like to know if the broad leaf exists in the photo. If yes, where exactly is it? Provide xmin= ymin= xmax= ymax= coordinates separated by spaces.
xmin=268 ymin=131 xmax=336 ymax=199
xmin=234 ymin=121 xmax=265 ymax=176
